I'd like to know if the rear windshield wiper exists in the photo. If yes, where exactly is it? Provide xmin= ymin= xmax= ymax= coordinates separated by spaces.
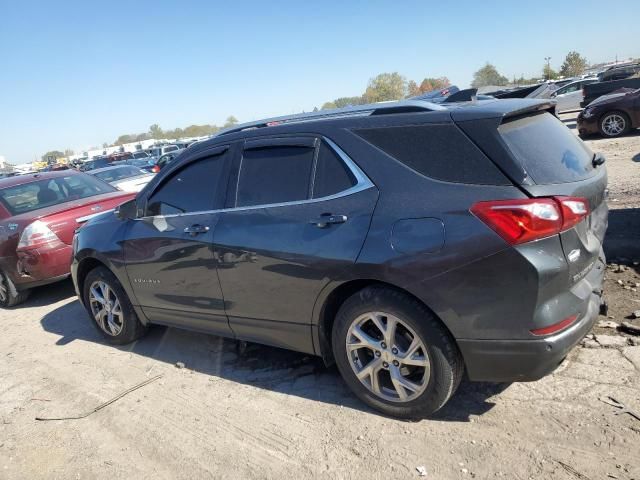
xmin=592 ymin=153 xmax=605 ymax=168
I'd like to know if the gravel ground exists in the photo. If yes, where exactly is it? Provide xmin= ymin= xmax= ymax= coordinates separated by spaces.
xmin=1 ymin=114 xmax=640 ymax=480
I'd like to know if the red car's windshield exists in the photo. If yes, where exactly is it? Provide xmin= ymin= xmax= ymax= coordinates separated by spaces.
xmin=0 ymin=174 xmax=116 ymax=216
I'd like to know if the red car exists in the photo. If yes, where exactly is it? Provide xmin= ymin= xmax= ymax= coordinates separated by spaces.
xmin=0 ymin=171 xmax=134 ymax=307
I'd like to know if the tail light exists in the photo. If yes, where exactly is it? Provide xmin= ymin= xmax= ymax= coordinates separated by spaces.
xmin=151 ymin=165 xmax=160 ymax=173
xmin=471 ymin=197 xmax=589 ymax=245
xmin=17 ymin=220 xmax=61 ymax=249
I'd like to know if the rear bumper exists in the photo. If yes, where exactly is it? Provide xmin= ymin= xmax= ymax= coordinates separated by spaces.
xmin=1 ymin=243 xmax=73 ymax=291
xmin=458 ymin=249 xmax=605 ymax=383
xmin=458 ymin=291 xmax=599 ymax=382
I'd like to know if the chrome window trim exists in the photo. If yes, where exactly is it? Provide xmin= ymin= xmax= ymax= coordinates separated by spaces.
xmin=137 ymin=137 xmax=374 ymax=220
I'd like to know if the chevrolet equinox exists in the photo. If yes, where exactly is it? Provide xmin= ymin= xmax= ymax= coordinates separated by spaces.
xmin=72 ymin=97 xmax=607 ymax=418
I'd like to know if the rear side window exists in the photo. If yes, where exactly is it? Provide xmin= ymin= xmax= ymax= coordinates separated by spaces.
xmin=0 ymin=175 xmax=115 ymax=215
xmin=312 ymin=142 xmax=356 ymax=198
xmin=146 ymin=153 xmax=227 ymax=216
xmin=237 ymin=146 xmax=314 ymax=207
xmin=499 ymin=112 xmax=595 ymax=184
xmin=355 ymin=124 xmax=507 ymax=184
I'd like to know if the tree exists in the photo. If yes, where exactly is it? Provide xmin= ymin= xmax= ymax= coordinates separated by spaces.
xmin=407 ymin=80 xmax=420 ymax=97
xmin=321 ymin=101 xmax=337 ymax=110
xmin=362 ymin=72 xmax=407 ymax=103
xmin=41 ymin=150 xmax=64 ymax=162
xmin=332 ymin=96 xmax=365 ymax=108
xmin=559 ymin=51 xmax=588 ymax=77
xmin=149 ymin=124 xmax=164 ymax=139
xmin=223 ymin=116 xmax=238 ymax=127
xmin=418 ymin=77 xmax=451 ymax=94
xmin=471 ymin=63 xmax=508 ymax=88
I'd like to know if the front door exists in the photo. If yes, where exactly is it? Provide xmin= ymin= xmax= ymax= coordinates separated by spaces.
xmin=214 ymin=137 xmax=378 ymax=353
xmin=124 ymin=145 xmax=233 ymax=336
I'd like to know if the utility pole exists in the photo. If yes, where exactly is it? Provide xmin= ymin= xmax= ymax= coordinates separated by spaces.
xmin=544 ymin=57 xmax=551 ymax=80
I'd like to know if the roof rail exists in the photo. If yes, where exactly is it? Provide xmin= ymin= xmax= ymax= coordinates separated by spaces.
xmin=215 ymin=99 xmax=446 ymax=137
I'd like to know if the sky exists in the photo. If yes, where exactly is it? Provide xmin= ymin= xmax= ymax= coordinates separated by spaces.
xmin=1 ymin=0 xmax=639 ymax=165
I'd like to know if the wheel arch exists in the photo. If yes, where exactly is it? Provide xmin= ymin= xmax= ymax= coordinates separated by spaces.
xmin=312 ymin=279 xmax=456 ymax=366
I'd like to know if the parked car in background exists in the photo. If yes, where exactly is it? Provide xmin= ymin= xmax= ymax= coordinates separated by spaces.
xmin=72 ymin=97 xmax=607 ymax=418
xmin=598 ymin=63 xmax=640 ymax=82
xmin=582 ymin=77 xmax=640 ymax=107
xmin=80 ymin=156 xmax=111 ymax=172
xmin=114 ymin=158 xmax=156 ymax=173
xmin=577 ymin=88 xmax=640 ymax=137
xmin=146 ymin=144 xmax=181 ymax=159
xmin=87 ymin=165 xmax=155 ymax=192
xmin=0 ymin=171 xmax=134 ymax=306
xmin=151 ymin=151 xmax=183 ymax=172
xmin=550 ymin=78 xmax=598 ymax=112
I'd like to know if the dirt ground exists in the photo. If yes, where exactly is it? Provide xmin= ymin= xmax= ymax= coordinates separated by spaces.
xmin=2 ymin=114 xmax=640 ymax=480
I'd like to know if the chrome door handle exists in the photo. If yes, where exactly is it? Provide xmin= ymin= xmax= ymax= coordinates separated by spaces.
xmin=183 ymin=224 xmax=210 ymax=236
xmin=310 ymin=214 xmax=347 ymax=228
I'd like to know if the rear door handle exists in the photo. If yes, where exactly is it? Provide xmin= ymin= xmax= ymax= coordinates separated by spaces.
xmin=183 ymin=224 xmax=210 ymax=236
xmin=310 ymin=214 xmax=347 ymax=228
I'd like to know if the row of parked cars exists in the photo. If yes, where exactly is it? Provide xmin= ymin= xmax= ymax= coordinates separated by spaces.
xmin=0 ymin=93 xmax=609 ymax=418
xmin=480 ymin=63 xmax=640 ymax=138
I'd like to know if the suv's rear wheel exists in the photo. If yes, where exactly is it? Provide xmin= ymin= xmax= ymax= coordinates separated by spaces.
xmin=0 ymin=271 xmax=30 ymax=308
xmin=599 ymin=111 xmax=631 ymax=137
xmin=83 ymin=266 xmax=147 ymax=344
xmin=332 ymin=286 xmax=463 ymax=418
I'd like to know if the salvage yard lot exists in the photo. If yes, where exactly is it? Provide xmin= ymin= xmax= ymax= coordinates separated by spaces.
xmin=2 ymin=114 xmax=640 ymax=479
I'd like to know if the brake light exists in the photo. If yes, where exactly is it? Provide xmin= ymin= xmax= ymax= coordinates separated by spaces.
xmin=470 ymin=197 xmax=589 ymax=245
xmin=17 ymin=220 xmax=61 ymax=249
xmin=151 ymin=165 xmax=160 ymax=173
xmin=530 ymin=314 xmax=578 ymax=336
xmin=557 ymin=196 xmax=590 ymax=230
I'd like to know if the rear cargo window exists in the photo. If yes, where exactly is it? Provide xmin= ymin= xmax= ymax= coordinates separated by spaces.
xmin=354 ymin=124 xmax=508 ymax=185
xmin=498 ymin=112 xmax=595 ymax=184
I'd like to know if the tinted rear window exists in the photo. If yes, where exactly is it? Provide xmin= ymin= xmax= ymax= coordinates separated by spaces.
xmin=499 ymin=112 xmax=595 ymax=184
xmin=312 ymin=142 xmax=356 ymax=198
xmin=355 ymin=124 xmax=508 ymax=184
xmin=237 ymin=146 xmax=314 ymax=207
xmin=0 ymin=174 xmax=115 ymax=215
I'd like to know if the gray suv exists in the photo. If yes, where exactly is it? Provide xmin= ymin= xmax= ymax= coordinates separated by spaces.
xmin=71 ymin=98 xmax=607 ymax=418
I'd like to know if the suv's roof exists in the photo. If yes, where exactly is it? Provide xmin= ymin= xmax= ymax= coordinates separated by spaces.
xmin=0 ymin=170 xmax=83 ymax=189
xmin=213 ymin=98 xmax=555 ymax=140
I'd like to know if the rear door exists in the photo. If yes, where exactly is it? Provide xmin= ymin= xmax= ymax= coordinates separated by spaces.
xmin=496 ymin=112 xmax=607 ymax=283
xmin=123 ymin=145 xmax=233 ymax=335
xmin=213 ymin=136 xmax=378 ymax=353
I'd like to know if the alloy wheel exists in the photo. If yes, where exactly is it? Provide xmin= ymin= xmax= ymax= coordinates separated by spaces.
xmin=0 ymin=273 xmax=7 ymax=303
xmin=602 ymin=114 xmax=626 ymax=136
xmin=89 ymin=280 xmax=124 ymax=336
xmin=346 ymin=311 xmax=430 ymax=402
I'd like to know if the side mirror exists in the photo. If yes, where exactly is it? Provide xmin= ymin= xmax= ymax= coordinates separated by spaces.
xmin=115 ymin=198 xmax=137 ymax=220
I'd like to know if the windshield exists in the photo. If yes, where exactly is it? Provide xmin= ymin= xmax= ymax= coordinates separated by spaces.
xmin=93 ymin=166 xmax=144 ymax=183
xmin=499 ymin=112 xmax=596 ymax=184
xmin=0 ymin=174 xmax=116 ymax=215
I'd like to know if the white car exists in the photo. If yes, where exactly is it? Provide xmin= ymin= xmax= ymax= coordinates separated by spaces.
xmin=551 ymin=78 xmax=598 ymax=112
xmin=87 ymin=165 xmax=154 ymax=192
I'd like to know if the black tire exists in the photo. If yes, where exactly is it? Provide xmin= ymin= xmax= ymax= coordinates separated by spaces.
xmin=0 ymin=270 xmax=30 ymax=308
xmin=82 ymin=266 xmax=147 ymax=345
xmin=332 ymin=286 xmax=463 ymax=419
xmin=598 ymin=111 xmax=631 ymax=137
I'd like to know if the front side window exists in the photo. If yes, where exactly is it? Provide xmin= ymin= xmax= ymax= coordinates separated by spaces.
xmin=236 ymin=145 xmax=314 ymax=207
xmin=146 ymin=153 xmax=228 ymax=216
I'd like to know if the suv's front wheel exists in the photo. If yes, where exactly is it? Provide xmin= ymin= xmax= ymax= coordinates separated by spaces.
xmin=82 ymin=266 xmax=147 ymax=344
xmin=332 ymin=286 xmax=463 ymax=418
